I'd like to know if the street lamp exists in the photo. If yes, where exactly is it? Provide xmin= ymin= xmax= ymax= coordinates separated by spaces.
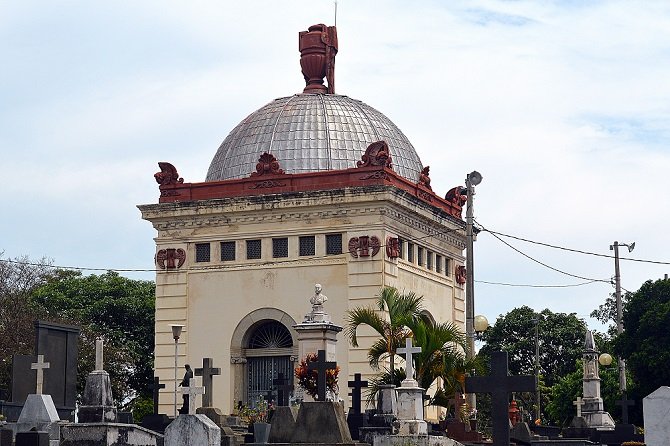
xmin=474 ymin=315 xmax=489 ymax=338
xmin=610 ymin=241 xmax=634 ymax=397
xmin=170 ymin=324 xmax=184 ymax=418
xmin=599 ymin=353 xmax=613 ymax=366
xmin=531 ymin=317 xmax=541 ymax=423
xmin=463 ymin=171 xmax=482 ymax=413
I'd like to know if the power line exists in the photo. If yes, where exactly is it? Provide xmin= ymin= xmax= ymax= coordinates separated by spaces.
xmin=482 ymin=227 xmax=670 ymax=266
xmin=476 ymin=279 xmax=600 ymax=288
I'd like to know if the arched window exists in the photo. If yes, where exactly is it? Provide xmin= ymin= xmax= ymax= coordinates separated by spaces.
xmin=248 ymin=321 xmax=293 ymax=349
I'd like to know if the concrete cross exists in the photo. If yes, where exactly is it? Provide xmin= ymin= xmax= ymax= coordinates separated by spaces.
xmin=347 ymin=373 xmax=369 ymax=414
xmin=149 ymin=376 xmax=166 ymax=415
xmin=465 ymin=351 xmax=537 ymax=446
xmin=272 ymin=372 xmax=293 ymax=407
xmin=396 ymin=337 xmax=421 ymax=381
xmin=181 ymin=378 xmax=205 ymax=415
xmin=616 ymin=393 xmax=635 ymax=424
xmin=307 ymin=350 xmax=336 ymax=401
xmin=31 ymin=355 xmax=50 ymax=395
xmin=195 ymin=357 xmax=221 ymax=408
xmin=573 ymin=397 xmax=584 ymax=417
xmin=95 ymin=337 xmax=104 ymax=370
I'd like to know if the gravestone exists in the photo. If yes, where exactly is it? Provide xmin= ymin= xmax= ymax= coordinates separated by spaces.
xmin=16 ymin=394 xmax=62 ymax=446
xmin=181 ymin=379 xmax=205 ymax=415
xmin=465 ymin=351 xmax=536 ymax=446
xmin=272 ymin=373 xmax=293 ymax=407
xmin=141 ymin=377 xmax=171 ymax=434
xmin=12 ymin=322 xmax=79 ymax=409
xmin=195 ymin=358 xmax=220 ymax=408
xmin=346 ymin=373 xmax=369 ymax=440
xmin=615 ymin=393 xmax=635 ymax=424
xmin=268 ymin=406 xmax=298 ymax=443
xmin=164 ymin=415 xmax=220 ymax=446
xmin=643 ymin=386 xmax=670 ymax=446
xmin=289 ymin=402 xmax=354 ymax=444
xmin=307 ymin=350 xmax=336 ymax=402
xmin=395 ymin=337 xmax=427 ymax=436
xmin=77 ymin=339 xmax=116 ymax=422
xmin=15 ymin=431 xmax=50 ymax=446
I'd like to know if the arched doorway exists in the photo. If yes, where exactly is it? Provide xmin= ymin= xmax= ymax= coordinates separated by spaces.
xmin=246 ymin=321 xmax=294 ymax=404
xmin=230 ymin=308 xmax=298 ymax=407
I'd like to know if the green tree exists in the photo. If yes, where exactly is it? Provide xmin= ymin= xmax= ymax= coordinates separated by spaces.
xmin=0 ymin=254 xmax=53 ymax=393
xmin=344 ymin=286 xmax=423 ymax=372
xmin=30 ymin=270 xmax=155 ymax=406
xmin=615 ymin=278 xmax=670 ymax=423
xmin=479 ymin=306 xmax=587 ymax=387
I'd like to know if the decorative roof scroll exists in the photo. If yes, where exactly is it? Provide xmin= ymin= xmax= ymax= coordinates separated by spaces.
xmin=251 ymin=152 xmax=285 ymax=177
xmin=155 ymin=162 xmax=184 ymax=186
xmin=357 ymin=141 xmax=393 ymax=169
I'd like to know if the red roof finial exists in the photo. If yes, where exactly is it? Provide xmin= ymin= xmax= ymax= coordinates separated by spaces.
xmin=299 ymin=24 xmax=338 ymax=94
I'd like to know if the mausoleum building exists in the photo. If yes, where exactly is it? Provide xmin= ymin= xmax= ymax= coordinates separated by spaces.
xmin=139 ymin=24 xmax=468 ymax=415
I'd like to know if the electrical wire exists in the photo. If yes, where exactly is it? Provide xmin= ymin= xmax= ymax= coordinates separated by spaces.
xmin=475 ymin=279 xmax=600 ymax=288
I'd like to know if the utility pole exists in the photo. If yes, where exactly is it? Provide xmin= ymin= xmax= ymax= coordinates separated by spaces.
xmin=610 ymin=241 xmax=634 ymax=396
xmin=534 ymin=317 xmax=540 ymax=423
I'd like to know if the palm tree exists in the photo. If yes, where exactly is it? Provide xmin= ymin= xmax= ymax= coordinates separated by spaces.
xmin=344 ymin=286 xmax=424 ymax=373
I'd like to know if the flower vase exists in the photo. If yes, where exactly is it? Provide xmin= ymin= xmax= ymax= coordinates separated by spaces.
xmin=253 ymin=422 xmax=271 ymax=444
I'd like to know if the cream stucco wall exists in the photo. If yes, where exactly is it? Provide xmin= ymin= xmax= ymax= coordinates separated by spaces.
xmin=140 ymin=185 xmax=466 ymax=415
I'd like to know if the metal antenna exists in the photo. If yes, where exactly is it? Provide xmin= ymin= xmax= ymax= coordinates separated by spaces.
xmin=334 ymin=1 xmax=338 ymax=27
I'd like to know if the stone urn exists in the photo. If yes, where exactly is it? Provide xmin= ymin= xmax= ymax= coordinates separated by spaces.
xmin=253 ymin=422 xmax=271 ymax=444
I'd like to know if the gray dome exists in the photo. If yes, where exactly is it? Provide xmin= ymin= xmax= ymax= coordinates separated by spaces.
xmin=206 ymin=94 xmax=423 ymax=182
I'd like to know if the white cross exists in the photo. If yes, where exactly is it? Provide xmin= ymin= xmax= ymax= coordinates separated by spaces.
xmin=31 ymin=355 xmax=50 ymax=394
xmin=95 ymin=337 xmax=104 ymax=371
xmin=573 ymin=397 xmax=584 ymax=417
xmin=396 ymin=337 xmax=421 ymax=381
xmin=182 ymin=378 xmax=205 ymax=415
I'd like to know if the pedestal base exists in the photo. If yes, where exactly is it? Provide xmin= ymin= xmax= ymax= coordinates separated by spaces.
xmin=396 ymin=380 xmax=427 ymax=436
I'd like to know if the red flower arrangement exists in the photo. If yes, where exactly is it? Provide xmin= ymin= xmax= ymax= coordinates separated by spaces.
xmin=294 ymin=352 xmax=340 ymax=399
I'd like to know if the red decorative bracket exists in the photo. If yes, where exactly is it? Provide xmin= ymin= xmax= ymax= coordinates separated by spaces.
xmin=418 ymin=166 xmax=432 ymax=190
xmin=348 ymin=236 xmax=381 ymax=258
xmin=251 ymin=152 xmax=285 ymax=177
xmin=455 ymin=265 xmax=467 ymax=285
xmin=155 ymin=162 xmax=184 ymax=186
xmin=386 ymin=237 xmax=400 ymax=259
xmin=155 ymin=248 xmax=186 ymax=270
xmin=357 ymin=141 xmax=393 ymax=169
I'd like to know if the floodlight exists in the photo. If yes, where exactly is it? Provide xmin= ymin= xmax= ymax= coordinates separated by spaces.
xmin=468 ymin=171 xmax=483 ymax=186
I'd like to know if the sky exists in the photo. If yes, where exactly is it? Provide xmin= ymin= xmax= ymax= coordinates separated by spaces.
xmin=1 ymin=1 xmax=669 ymax=333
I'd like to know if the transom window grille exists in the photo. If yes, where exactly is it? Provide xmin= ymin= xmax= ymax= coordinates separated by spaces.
xmin=325 ymin=234 xmax=342 ymax=255
xmin=195 ymin=243 xmax=210 ymax=263
xmin=436 ymin=255 xmax=443 ymax=273
xmin=273 ymin=238 xmax=289 ymax=258
xmin=247 ymin=239 xmax=262 ymax=260
xmin=221 ymin=241 xmax=235 ymax=261
xmin=299 ymin=236 xmax=315 ymax=256
xmin=427 ymin=251 xmax=433 ymax=270
xmin=248 ymin=321 xmax=293 ymax=349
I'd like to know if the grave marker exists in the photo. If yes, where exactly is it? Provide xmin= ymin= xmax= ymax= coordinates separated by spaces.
xmin=195 ymin=358 xmax=220 ymax=408
xmin=307 ymin=350 xmax=336 ymax=401
xmin=573 ymin=396 xmax=584 ymax=417
xmin=95 ymin=338 xmax=104 ymax=371
xmin=396 ymin=337 xmax=421 ymax=381
xmin=182 ymin=378 xmax=205 ymax=415
xmin=466 ymin=351 xmax=536 ymax=446
xmin=149 ymin=377 xmax=166 ymax=415
xmin=273 ymin=372 xmax=293 ymax=407
xmin=347 ymin=373 xmax=368 ymax=414
xmin=30 ymin=355 xmax=50 ymax=395
xmin=615 ymin=394 xmax=635 ymax=424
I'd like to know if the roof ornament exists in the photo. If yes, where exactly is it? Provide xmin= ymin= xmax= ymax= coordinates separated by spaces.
xmin=357 ymin=141 xmax=393 ymax=169
xmin=155 ymin=162 xmax=184 ymax=186
xmin=299 ymin=24 xmax=338 ymax=94
xmin=418 ymin=166 xmax=432 ymax=190
xmin=251 ymin=152 xmax=285 ymax=177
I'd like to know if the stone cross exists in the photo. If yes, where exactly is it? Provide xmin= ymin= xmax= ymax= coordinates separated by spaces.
xmin=466 ymin=351 xmax=536 ymax=446
xmin=347 ymin=373 xmax=369 ymax=414
xmin=616 ymin=394 xmax=635 ymax=424
xmin=273 ymin=372 xmax=293 ymax=407
xmin=307 ymin=350 xmax=336 ymax=401
xmin=195 ymin=358 xmax=221 ymax=408
xmin=31 ymin=355 xmax=50 ymax=395
xmin=573 ymin=396 xmax=584 ymax=417
xmin=95 ymin=337 xmax=104 ymax=370
xmin=149 ymin=376 xmax=166 ymax=415
xmin=396 ymin=337 xmax=421 ymax=381
xmin=181 ymin=378 xmax=205 ymax=415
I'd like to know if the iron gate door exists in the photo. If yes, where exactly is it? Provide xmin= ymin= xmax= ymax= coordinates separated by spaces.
xmin=247 ymin=356 xmax=292 ymax=405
